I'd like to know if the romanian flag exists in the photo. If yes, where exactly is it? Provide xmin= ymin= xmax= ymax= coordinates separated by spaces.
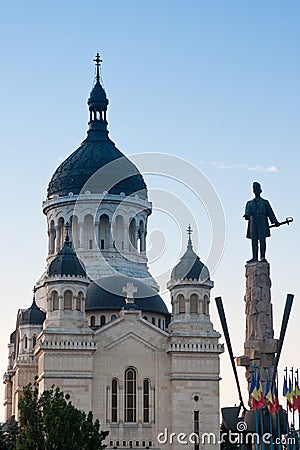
xmin=273 ymin=374 xmax=280 ymax=413
xmin=264 ymin=373 xmax=274 ymax=413
xmin=252 ymin=369 xmax=265 ymax=409
xmin=284 ymin=376 xmax=294 ymax=411
xmin=293 ymin=378 xmax=300 ymax=412
xmin=249 ymin=370 xmax=257 ymax=409
xmin=283 ymin=375 xmax=288 ymax=397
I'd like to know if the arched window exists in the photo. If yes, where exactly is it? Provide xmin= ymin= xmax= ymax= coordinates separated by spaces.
xmin=139 ymin=220 xmax=146 ymax=252
xmin=32 ymin=335 xmax=37 ymax=347
xmin=52 ymin=291 xmax=59 ymax=310
xmin=143 ymin=316 xmax=148 ymax=321
xmin=76 ymin=292 xmax=83 ymax=311
xmin=158 ymin=318 xmax=161 ymax=328
xmin=190 ymin=294 xmax=198 ymax=314
xmin=129 ymin=218 xmax=137 ymax=250
xmin=203 ymin=294 xmax=209 ymax=315
xmin=100 ymin=315 xmax=106 ymax=326
xmin=57 ymin=217 xmax=65 ymax=250
xmin=143 ymin=379 xmax=150 ymax=423
xmin=84 ymin=214 xmax=94 ymax=250
xmin=90 ymin=316 xmax=95 ymax=327
xmin=151 ymin=317 xmax=155 ymax=325
xmin=111 ymin=378 xmax=118 ymax=423
xmin=111 ymin=314 xmax=117 ymax=321
xmin=124 ymin=368 xmax=137 ymax=422
xmin=114 ymin=215 xmax=124 ymax=252
xmin=70 ymin=215 xmax=79 ymax=249
xmin=49 ymin=220 xmax=56 ymax=254
xmin=64 ymin=290 xmax=72 ymax=310
xmin=24 ymin=335 xmax=28 ymax=349
xmin=194 ymin=410 xmax=200 ymax=450
xmin=99 ymin=214 xmax=110 ymax=250
xmin=178 ymin=294 xmax=185 ymax=313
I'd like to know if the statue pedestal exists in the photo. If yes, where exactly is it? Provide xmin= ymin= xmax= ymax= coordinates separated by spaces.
xmin=237 ymin=261 xmax=277 ymax=392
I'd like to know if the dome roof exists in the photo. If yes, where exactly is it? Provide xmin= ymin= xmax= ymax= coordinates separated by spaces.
xmin=20 ymin=299 xmax=46 ymax=326
xmin=47 ymin=137 xmax=147 ymax=199
xmin=48 ymin=235 xmax=86 ymax=277
xmin=88 ymin=80 xmax=108 ymax=107
xmin=10 ymin=330 xmax=16 ymax=344
xmin=171 ymin=238 xmax=210 ymax=282
xmin=47 ymin=56 xmax=147 ymax=200
xmin=85 ymin=276 xmax=170 ymax=316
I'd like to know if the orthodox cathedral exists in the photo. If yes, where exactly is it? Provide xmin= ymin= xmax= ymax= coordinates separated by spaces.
xmin=3 ymin=55 xmax=223 ymax=450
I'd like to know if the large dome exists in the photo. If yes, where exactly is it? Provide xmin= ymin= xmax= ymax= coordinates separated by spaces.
xmin=86 ymin=276 xmax=170 ymax=316
xmin=47 ymin=136 xmax=147 ymax=199
xmin=47 ymin=66 xmax=147 ymax=200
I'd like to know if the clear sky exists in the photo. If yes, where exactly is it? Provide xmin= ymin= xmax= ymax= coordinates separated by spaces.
xmin=0 ymin=0 xmax=299 ymax=421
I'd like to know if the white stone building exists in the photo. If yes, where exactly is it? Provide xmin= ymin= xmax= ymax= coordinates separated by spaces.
xmin=3 ymin=55 xmax=224 ymax=450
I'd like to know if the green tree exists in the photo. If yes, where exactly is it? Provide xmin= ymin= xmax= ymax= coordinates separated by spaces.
xmin=0 ymin=415 xmax=18 ymax=450
xmin=0 ymin=429 xmax=9 ymax=450
xmin=17 ymin=383 xmax=108 ymax=450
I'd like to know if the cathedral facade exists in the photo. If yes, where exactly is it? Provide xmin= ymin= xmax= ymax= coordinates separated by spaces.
xmin=3 ymin=55 xmax=223 ymax=450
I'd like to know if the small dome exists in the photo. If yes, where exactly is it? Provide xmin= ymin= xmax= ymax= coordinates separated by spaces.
xmin=171 ymin=239 xmax=210 ymax=282
xmin=10 ymin=330 xmax=16 ymax=344
xmin=20 ymin=300 xmax=46 ymax=325
xmin=86 ymin=276 xmax=169 ymax=316
xmin=48 ymin=236 xmax=86 ymax=277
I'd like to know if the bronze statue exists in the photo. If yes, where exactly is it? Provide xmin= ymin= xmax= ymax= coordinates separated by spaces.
xmin=244 ymin=182 xmax=279 ymax=263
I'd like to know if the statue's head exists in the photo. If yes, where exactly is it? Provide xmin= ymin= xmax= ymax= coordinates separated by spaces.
xmin=253 ymin=182 xmax=262 ymax=195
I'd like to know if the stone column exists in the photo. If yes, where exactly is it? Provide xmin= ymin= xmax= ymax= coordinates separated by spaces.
xmin=78 ymin=222 xmax=84 ymax=249
xmin=55 ymin=225 xmax=62 ymax=252
xmin=237 ymin=261 xmax=277 ymax=389
xmin=94 ymin=221 xmax=100 ymax=248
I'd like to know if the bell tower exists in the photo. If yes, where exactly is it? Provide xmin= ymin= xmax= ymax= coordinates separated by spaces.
xmin=167 ymin=227 xmax=224 ymax=450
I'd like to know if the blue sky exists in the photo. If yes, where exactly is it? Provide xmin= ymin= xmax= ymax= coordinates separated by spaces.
xmin=0 ymin=1 xmax=299 ymax=419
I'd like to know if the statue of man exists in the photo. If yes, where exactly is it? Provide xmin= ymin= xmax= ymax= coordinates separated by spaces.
xmin=244 ymin=182 xmax=279 ymax=263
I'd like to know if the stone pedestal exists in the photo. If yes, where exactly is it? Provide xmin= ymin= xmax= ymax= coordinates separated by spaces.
xmin=237 ymin=262 xmax=277 ymax=395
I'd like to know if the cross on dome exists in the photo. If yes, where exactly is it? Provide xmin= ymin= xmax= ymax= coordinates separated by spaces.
xmin=187 ymin=224 xmax=193 ymax=247
xmin=93 ymin=52 xmax=102 ymax=83
xmin=123 ymin=282 xmax=138 ymax=304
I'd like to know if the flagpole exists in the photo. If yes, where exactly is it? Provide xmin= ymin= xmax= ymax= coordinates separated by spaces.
xmin=291 ymin=368 xmax=297 ymax=450
xmin=267 ymin=366 xmax=274 ymax=450
xmin=258 ymin=365 xmax=266 ymax=450
xmin=291 ymin=367 xmax=295 ymax=428
xmin=285 ymin=367 xmax=291 ymax=450
xmin=253 ymin=364 xmax=259 ymax=450
xmin=296 ymin=369 xmax=300 ymax=443
xmin=275 ymin=369 xmax=282 ymax=450
xmin=295 ymin=368 xmax=300 ymax=442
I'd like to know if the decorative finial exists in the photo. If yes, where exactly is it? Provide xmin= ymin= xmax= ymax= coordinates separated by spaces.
xmin=32 ymin=287 xmax=37 ymax=305
xmin=93 ymin=53 xmax=102 ymax=83
xmin=187 ymin=224 xmax=193 ymax=247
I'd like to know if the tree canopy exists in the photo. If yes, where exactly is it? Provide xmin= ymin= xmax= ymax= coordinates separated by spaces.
xmin=17 ymin=382 xmax=108 ymax=450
